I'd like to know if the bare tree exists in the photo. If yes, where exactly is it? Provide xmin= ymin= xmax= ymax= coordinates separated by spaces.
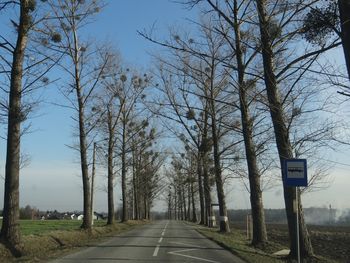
xmin=0 ymin=0 xmax=59 ymax=256
xmin=0 ymin=1 xmax=32 ymax=256
xmin=197 ymin=0 xmax=269 ymax=243
xmin=253 ymin=0 xmax=338 ymax=258
xmin=112 ymin=70 xmax=149 ymax=222
xmin=93 ymin=51 xmax=124 ymax=225
xmin=143 ymin=27 xmax=236 ymax=232
xmin=46 ymin=0 xmax=107 ymax=230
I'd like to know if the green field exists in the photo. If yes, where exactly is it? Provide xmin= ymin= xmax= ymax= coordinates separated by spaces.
xmin=0 ymin=219 xmax=107 ymax=235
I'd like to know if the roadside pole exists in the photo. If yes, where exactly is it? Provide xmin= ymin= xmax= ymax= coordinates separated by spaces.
xmin=91 ymin=142 xmax=97 ymax=227
xmin=296 ymin=187 xmax=300 ymax=263
xmin=284 ymin=159 xmax=308 ymax=263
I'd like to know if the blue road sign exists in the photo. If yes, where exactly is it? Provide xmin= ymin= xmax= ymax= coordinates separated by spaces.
xmin=284 ymin=159 xmax=308 ymax=187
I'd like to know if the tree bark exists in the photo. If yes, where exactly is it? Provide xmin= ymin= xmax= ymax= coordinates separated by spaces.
xmin=201 ymin=106 xmax=212 ymax=226
xmin=77 ymin=88 xmax=91 ymax=230
xmin=91 ymin=142 xmax=96 ymax=226
xmin=174 ymin=186 xmax=177 ymax=220
xmin=232 ymin=0 xmax=267 ymax=245
xmin=107 ymin=110 xmax=115 ymax=225
xmin=191 ymin=176 xmax=197 ymax=222
xmin=132 ymin=144 xmax=138 ymax=220
xmin=182 ymin=185 xmax=187 ymax=221
xmin=73 ymin=25 xmax=92 ymax=230
xmin=0 ymin=0 xmax=31 ymax=256
xmin=121 ymin=114 xmax=127 ymax=222
xmin=187 ymin=180 xmax=191 ymax=220
xmin=196 ymin=151 xmax=205 ymax=224
xmin=209 ymin=78 xmax=230 ymax=233
xmin=338 ymin=0 xmax=350 ymax=80
xmin=255 ymin=0 xmax=313 ymax=258
xmin=202 ymin=151 xmax=212 ymax=226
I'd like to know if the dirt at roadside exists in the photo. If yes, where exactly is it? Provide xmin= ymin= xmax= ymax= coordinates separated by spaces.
xmin=264 ymin=224 xmax=350 ymax=263
xmin=231 ymin=223 xmax=350 ymax=263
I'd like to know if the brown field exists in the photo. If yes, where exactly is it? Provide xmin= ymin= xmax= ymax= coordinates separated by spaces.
xmin=231 ymin=222 xmax=350 ymax=263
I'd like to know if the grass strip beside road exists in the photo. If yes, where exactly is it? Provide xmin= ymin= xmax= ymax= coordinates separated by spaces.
xmin=196 ymin=226 xmax=285 ymax=263
xmin=0 ymin=220 xmax=148 ymax=262
xmin=17 ymin=219 xmax=107 ymax=236
xmin=194 ymin=225 xmax=338 ymax=263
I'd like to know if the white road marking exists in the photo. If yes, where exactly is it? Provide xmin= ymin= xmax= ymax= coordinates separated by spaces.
xmin=168 ymin=249 xmax=220 ymax=263
xmin=153 ymin=245 xmax=160 ymax=257
xmin=169 ymin=241 xmax=203 ymax=248
xmin=152 ymin=221 xmax=169 ymax=257
xmin=168 ymin=241 xmax=220 ymax=262
xmin=169 ymin=248 xmax=197 ymax=253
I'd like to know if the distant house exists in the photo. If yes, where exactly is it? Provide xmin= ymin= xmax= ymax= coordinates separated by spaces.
xmin=94 ymin=212 xmax=106 ymax=220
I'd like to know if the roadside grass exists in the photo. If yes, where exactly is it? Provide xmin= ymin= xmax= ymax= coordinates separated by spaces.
xmin=0 ymin=219 xmax=147 ymax=262
xmin=194 ymin=225 xmax=338 ymax=263
xmin=18 ymin=219 xmax=107 ymax=235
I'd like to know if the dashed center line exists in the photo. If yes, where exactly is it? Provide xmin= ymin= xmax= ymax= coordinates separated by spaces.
xmin=152 ymin=221 xmax=168 ymax=257
xmin=153 ymin=245 xmax=160 ymax=257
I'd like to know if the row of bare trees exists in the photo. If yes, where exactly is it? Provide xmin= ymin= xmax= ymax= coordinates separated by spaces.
xmin=139 ymin=0 xmax=350 ymax=261
xmin=0 ymin=0 xmax=349 ymax=260
xmin=0 ymin=0 xmax=164 ymax=257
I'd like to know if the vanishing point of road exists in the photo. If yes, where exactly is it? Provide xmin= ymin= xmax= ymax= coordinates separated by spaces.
xmin=50 ymin=220 xmax=245 ymax=263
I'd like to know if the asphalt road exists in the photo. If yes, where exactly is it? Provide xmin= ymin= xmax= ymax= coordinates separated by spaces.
xmin=50 ymin=220 xmax=246 ymax=263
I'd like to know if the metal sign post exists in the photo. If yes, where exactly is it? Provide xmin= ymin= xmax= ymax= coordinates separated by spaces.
xmin=284 ymin=159 xmax=308 ymax=263
xmin=296 ymin=187 xmax=300 ymax=263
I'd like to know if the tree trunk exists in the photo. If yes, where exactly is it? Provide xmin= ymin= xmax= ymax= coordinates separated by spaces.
xmin=187 ymin=181 xmax=191 ymax=220
xmin=211 ymin=123 xmax=230 ymax=232
xmin=233 ymin=0 xmax=267 ymax=245
xmin=255 ymin=0 xmax=313 ymax=258
xmin=107 ymin=112 xmax=115 ymax=225
xmin=191 ymin=176 xmax=197 ymax=222
xmin=338 ymin=0 xmax=350 ymax=80
xmin=179 ymin=188 xmax=184 ymax=220
xmin=174 ymin=187 xmax=177 ymax=220
xmin=239 ymin=84 xmax=267 ymax=245
xmin=182 ymin=186 xmax=187 ymax=221
xmin=91 ymin=142 xmax=96 ymax=226
xmin=0 ymin=1 xmax=31 ymax=256
xmin=70 ymin=15 xmax=92 ymax=230
xmin=209 ymin=87 xmax=230 ymax=233
xmin=121 ymin=117 xmax=127 ymax=222
xmin=201 ymin=108 xmax=212 ymax=226
xmin=77 ymin=89 xmax=91 ymax=230
xmin=196 ymin=152 xmax=205 ymax=224
xmin=132 ymin=148 xmax=138 ymax=220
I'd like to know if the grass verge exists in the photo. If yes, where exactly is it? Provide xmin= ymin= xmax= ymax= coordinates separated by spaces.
xmin=0 ymin=220 xmax=147 ymax=262
xmin=193 ymin=225 xmax=338 ymax=263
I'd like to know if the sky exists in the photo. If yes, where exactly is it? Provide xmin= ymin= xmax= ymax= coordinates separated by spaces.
xmin=0 ymin=0 xmax=349 ymax=214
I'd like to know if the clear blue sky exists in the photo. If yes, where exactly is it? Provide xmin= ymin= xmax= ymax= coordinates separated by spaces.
xmin=0 ymin=0 xmax=349 ymax=214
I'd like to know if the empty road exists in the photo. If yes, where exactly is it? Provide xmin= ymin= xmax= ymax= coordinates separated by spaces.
xmin=50 ymin=220 xmax=245 ymax=263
